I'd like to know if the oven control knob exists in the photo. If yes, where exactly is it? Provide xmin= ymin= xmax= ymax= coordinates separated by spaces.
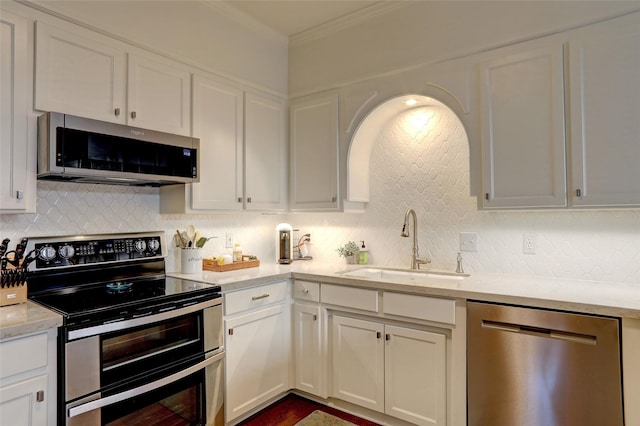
xmin=147 ymin=239 xmax=160 ymax=252
xmin=39 ymin=245 xmax=57 ymax=261
xmin=134 ymin=240 xmax=147 ymax=253
xmin=58 ymin=244 xmax=75 ymax=259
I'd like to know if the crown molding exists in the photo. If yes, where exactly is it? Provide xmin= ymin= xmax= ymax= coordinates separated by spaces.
xmin=290 ymin=1 xmax=410 ymax=47
xmin=198 ymin=0 xmax=288 ymax=44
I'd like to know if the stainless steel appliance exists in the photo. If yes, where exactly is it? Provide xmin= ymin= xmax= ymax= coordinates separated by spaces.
xmin=467 ymin=301 xmax=623 ymax=426
xmin=276 ymin=223 xmax=293 ymax=264
xmin=26 ymin=232 xmax=223 ymax=426
xmin=38 ymin=112 xmax=199 ymax=186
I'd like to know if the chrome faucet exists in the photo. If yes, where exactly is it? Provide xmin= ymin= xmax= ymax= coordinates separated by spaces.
xmin=401 ymin=208 xmax=431 ymax=269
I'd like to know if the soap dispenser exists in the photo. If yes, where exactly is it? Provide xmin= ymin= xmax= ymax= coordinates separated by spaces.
xmin=358 ymin=241 xmax=369 ymax=264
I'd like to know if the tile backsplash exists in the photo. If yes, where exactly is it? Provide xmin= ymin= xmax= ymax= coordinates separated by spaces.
xmin=2 ymin=104 xmax=640 ymax=284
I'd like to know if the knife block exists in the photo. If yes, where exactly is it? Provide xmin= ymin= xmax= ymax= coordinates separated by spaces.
xmin=0 ymin=266 xmax=28 ymax=307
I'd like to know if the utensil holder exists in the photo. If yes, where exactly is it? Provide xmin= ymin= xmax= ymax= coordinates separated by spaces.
xmin=181 ymin=248 xmax=203 ymax=274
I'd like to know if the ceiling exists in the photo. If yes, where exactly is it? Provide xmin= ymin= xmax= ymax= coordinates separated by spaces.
xmin=221 ymin=0 xmax=384 ymax=37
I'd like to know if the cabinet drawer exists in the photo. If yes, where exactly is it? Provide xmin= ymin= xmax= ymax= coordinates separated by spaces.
xmin=0 ymin=332 xmax=48 ymax=379
xmin=383 ymin=292 xmax=456 ymax=325
xmin=321 ymin=284 xmax=378 ymax=312
xmin=225 ymin=281 xmax=289 ymax=316
xmin=293 ymin=280 xmax=320 ymax=302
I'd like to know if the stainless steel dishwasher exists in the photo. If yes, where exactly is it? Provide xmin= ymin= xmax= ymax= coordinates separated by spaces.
xmin=467 ymin=301 xmax=623 ymax=426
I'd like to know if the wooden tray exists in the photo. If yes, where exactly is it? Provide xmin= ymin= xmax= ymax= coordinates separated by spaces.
xmin=203 ymin=258 xmax=260 ymax=272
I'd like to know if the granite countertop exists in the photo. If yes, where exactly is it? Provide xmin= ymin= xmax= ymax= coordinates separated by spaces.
xmin=3 ymin=262 xmax=638 ymax=339
xmin=0 ymin=301 xmax=63 ymax=340
xmin=169 ymin=262 xmax=640 ymax=319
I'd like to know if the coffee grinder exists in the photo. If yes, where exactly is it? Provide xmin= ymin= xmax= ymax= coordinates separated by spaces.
xmin=276 ymin=223 xmax=293 ymax=264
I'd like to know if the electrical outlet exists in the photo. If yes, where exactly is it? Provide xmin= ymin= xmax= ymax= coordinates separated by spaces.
xmin=460 ymin=232 xmax=479 ymax=252
xmin=225 ymin=233 xmax=233 ymax=248
xmin=523 ymin=233 xmax=537 ymax=254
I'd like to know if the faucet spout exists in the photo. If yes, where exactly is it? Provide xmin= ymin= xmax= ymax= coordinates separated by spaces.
xmin=400 ymin=208 xmax=431 ymax=269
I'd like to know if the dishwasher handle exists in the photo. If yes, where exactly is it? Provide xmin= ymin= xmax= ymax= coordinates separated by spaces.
xmin=482 ymin=320 xmax=597 ymax=345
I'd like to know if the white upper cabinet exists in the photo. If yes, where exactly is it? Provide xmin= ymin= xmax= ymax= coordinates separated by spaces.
xmin=35 ymin=21 xmax=191 ymax=136
xmin=35 ymin=21 xmax=127 ymax=124
xmin=1 ymin=11 xmax=33 ymax=213
xmin=127 ymin=54 xmax=191 ymax=136
xmin=479 ymin=41 xmax=567 ymax=209
xmin=244 ymin=91 xmax=287 ymax=211
xmin=290 ymin=93 xmax=339 ymax=211
xmin=190 ymin=74 xmax=244 ymax=210
xmin=567 ymin=20 xmax=640 ymax=207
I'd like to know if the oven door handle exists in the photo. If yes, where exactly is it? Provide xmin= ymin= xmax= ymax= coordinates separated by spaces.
xmin=67 ymin=351 xmax=224 ymax=418
xmin=68 ymin=297 xmax=222 ymax=341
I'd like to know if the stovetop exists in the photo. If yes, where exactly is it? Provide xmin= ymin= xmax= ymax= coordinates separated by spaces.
xmin=31 ymin=275 xmax=220 ymax=328
xmin=24 ymin=232 xmax=221 ymax=329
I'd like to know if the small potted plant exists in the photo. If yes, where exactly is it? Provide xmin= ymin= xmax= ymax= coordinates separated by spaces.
xmin=336 ymin=241 xmax=359 ymax=264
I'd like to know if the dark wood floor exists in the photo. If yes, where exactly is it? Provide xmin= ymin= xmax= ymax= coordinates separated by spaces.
xmin=237 ymin=394 xmax=380 ymax=426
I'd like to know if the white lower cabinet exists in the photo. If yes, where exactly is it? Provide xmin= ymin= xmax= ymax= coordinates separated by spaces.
xmin=293 ymin=303 xmax=326 ymax=398
xmin=0 ymin=330 xmax=56 ymax=425
xmin=0 ymin=375 xmax=48 ymax=426
xmin=332 ymin=315 xmax=447 ymax=426
xmin=224 ymin=283 xmax=291 ymax=423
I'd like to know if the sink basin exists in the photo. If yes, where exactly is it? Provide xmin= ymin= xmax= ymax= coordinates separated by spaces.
xmin=340 ymin=267 xmax=467 ymax=282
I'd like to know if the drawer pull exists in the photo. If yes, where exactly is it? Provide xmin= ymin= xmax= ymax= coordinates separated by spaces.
xmin=376 ymin=332 xmax=381 ymax=339
xmin=385 ymin=334 xmax=391 ymax=341
xmin=251 ymin=294 xmax=270 ymax=301
xmin=313 ymin=314 xmax=317 ymax=321
xmin=228 ymin=328 xmax=234 ymax=336
xmin=131 ymin=111 xmax=137 ymax=119
xmin=36 ymin=390 xmax=44 ymax=402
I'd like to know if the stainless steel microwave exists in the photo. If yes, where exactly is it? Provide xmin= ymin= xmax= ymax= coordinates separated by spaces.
xmin=37 ymin=112 xmax=199 ymax=186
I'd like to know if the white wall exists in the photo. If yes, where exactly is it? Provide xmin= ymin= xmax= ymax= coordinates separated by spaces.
xmin=289 ymin=1 xmax=640 ymax=96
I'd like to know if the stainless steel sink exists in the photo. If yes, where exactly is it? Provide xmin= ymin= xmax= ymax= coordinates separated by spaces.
xmin=339 ymin=267 xmax=468 ymax=282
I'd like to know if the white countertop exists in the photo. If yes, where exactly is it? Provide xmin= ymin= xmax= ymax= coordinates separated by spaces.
xmin=0 ymin=301 xmax=63 ymax=340
xmin=169 ymin=261 xmax=640 ymax=319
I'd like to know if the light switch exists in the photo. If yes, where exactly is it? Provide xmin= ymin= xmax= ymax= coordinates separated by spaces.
xmin=460 ymin=232 xmax=479 ymax=252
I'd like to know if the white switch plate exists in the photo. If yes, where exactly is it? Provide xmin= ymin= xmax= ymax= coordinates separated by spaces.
xmin=523 ymin=233 xmax=537 ymax=254
xmin=460 ymin=232 xmax=479 ymax=252
xmin=225 ymin=233 xmax=233 ymax=248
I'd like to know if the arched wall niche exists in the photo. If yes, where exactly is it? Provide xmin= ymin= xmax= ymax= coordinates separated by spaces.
xmin=346 ymin=86 xmax=473 ymax=207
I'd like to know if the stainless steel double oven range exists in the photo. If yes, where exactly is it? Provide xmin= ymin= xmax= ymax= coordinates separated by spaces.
xmin=26 ymin=232 xmax=223 ymax=426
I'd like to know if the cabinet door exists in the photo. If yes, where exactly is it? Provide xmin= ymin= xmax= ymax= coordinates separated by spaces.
xmin=244 ymin=91 xmax=287 ymax=211
xmin=385 ymin=325 xmax=446 ymax=426
xmin=331 ymin=316 xmax=384 ymax=412
xmin=293 ymin=303 xmax=326 ymax=398
xmin=480 ymin=42 xmax=567 ymax=208
xmin=127 ymin=54 xmax=191 ymax=136
xmin=290 ymin=94 xmax=339 ymax=210
xmin=0 ymin=11 xmax=31 ymax=212
xmin=0 ymin=374 xmax=48 ymax=426
xmin=225 ymin=304 xmax=290 ymax=422
xmin=34 ymin=21 xmax=126 ymax=123
xmin=568 ymin=23 xmax=640 ymax=207
xmin=191 ymin=74 xmax=244 ymax=210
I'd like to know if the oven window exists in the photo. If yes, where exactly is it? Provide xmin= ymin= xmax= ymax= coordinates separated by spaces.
xmin=103 ymin=373 xmax=203 ymax=425
xmin=102 ymin=316 xmax=199 ymax=370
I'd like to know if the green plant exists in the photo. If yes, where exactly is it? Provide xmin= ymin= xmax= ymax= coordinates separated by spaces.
xmin=336 ymin=241 xmax=359 ymax=257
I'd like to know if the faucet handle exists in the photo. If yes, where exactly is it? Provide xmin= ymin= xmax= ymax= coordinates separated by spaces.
xmin=415 ymin=256 xmax=431 ymax=270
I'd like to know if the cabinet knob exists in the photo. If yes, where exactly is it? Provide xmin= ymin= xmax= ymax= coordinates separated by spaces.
xmin=114 ymin=108 xmax=120 ymax=117
xmin=228 ymin=328 xmax=234 ymax=336
xmin=16 ymin=190 xmax=23 ymax=200
xmin=576 ymin=189 xmax=582 ymax=198
xmin=303 ymin=288 xmax=309 ymax=294
xmin=385 ymin=334 xmax=391 ymax=341
xmin=36 ymin=390 xmax=44 ymax=402
xmin=237 ymin=197 xmax=243 ymax=203
xmin=313 ymin=314 xmax=317 ymax=321
xmin=332 ymin=196 xmax=336 ymax=203
xmin=376 ymin=332 xmax=381 ymax=339
xmin=247 ymin=197 xmax=252 ymax=203
xmin=485 ymin=193 xmax=490 ymax=200
xmin=131 ymin=111 xmax=137 ymax=119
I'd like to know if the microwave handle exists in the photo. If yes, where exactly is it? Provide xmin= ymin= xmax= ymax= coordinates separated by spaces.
xmin=68 ymin=351 xmax=223 ymax=418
